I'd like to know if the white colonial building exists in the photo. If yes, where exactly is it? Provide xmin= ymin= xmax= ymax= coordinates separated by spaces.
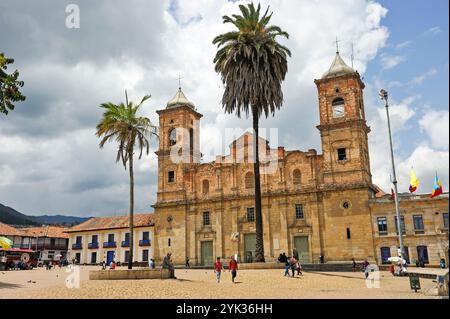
xmin=66 ymin=214 xmax=154 ymax=266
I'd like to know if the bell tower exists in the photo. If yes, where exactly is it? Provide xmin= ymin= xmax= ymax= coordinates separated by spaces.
xmin=155 ymin=88 xmax=202 ymax=202
xmin=315 ymin=51 xmax=372 ymax=187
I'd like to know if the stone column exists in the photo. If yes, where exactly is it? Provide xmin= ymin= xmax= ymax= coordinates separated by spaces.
xmin=262 ymin=201 xmax=272 ymax=258
xmin=215 ymin=208 xmax=223 ymax=258
xmin=231 ymin=204 xmax=240 ymax=257
xmin=188 ymin=208 xmax=197 ymax=265
xmin=278 ymin=201 xmax=289 ymax=253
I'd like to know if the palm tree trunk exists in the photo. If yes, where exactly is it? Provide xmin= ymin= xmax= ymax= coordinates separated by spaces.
xmin=128 ymin=149 xmax=134 ymax=270
xmin=252 ymin=107 xmax=265 ymax=263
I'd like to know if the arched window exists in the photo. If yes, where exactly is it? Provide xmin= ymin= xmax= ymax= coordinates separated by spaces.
xmin=332 ymin=98 xmax=345 ymax=118
xmin=245 ymin=172 xmax=254 ymax=189
xmin=202 ymin=180 xmax=210 ymax=195
xmin=168 ymin=128 xmax=177 ymax=146
xmin=293 ymin=169 xmax=301 ymax=185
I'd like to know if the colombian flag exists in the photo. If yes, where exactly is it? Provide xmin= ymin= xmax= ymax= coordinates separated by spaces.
xmin=409 ymin=169 xmax=420 ymax=193
xmin=430 ymin=173 xmax=443 ymax=198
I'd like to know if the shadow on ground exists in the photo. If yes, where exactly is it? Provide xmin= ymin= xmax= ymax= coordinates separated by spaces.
xmin=0 ymin=282 xmax=24 ymax=289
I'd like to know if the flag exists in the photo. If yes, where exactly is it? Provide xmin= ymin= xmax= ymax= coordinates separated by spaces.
xmin=430 ymin=173 xmax=443 ymax=198
xmin=390 ymin=189 xmax=395 ymax=201
xmin=409 ymin=169 xmax=419 ymax=193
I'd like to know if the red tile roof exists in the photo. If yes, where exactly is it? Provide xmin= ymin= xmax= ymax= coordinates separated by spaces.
xmin=0 ymin=222 xmax=22 ymax=236
xmin=66 ymin=213 xmax=154 ymax=233
xmin=20 ymin=226 xmax=69 ymax=239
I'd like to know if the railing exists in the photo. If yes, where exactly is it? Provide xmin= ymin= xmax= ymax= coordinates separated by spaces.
xmin=72 ymin=243 xmax=82 ymax=250
xmin=20 ymin=244 xmax=68 ymax=250
xmin=121 ymin=241 xmax=130 ymax=247
xmin=139 ymin=239 xmax=151 ymax=247
xmin=88 ymin=242 xmax=99 ymax=249
xmin=103 ymin=242 xmax=117 ymax=248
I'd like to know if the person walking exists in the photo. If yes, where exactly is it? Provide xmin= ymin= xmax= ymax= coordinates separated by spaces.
xmin=293 ymin=248 xmax=299 ymax=261
xmin=214 ymin=257 xmax=223 ymax=283
xmin=362 ymin=259 xmax=370 ymax=279
xmin=290 ymin=256 xmax=297 ymax=277
xmin=101 ymin=260 xmax=106 ymax=270
xmin=185 ymin=257 xmax=190 ymax=268
xmin=352 ymin=258 xmax=357 ymax=272
xmin=229 ymin=255 xmax=238 ymax=283
xmin=149 ymin=258 xmax=155 ymax=269
xmin=279 ymin=253 xmax=290 ymax=276
xmin=296 ymin=259 xmax=302 ymax=276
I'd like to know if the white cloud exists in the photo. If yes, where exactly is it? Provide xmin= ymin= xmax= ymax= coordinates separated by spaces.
xmin=419 ymin=110 xmax=449 ymax=150
xmin=395 ymin=40 xmax=411 ymax=50
xmin=425 ymin=26 xmax=442 ymax=36
xmin=381 ymin=54 xmax=405 ymax=70
xmin=411 ymin=68 xmax=438 ymax=85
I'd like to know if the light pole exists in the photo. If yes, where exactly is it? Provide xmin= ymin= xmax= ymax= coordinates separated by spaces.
xmin=379 ymin=89 xmax=405 ymax=259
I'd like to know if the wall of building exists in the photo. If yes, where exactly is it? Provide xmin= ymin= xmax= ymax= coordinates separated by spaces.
xmin=68 ymin=226 xmax=154 ymax=265
xmin=370 ymin=194 xmax=449 ymax=266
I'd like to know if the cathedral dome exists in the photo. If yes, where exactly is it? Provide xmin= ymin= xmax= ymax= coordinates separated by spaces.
xmin=321 ymin=52 xmax=355 ymax=79
xmin=167 ymin=88 xmax=195 ymax=109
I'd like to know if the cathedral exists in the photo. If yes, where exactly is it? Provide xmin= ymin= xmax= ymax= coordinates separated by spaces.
xmin=151 ymin=52 xmax=449 ymax=266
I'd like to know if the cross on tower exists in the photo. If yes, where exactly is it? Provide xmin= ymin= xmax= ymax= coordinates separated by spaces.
xmin=335 ymin=36 xmax=341 ymax=54
xmin=178 ymin=75 xmax=184 ymax=90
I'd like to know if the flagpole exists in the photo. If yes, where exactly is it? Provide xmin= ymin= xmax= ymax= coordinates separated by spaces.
xmin=380 ymin=89 xmax=406 ymax=260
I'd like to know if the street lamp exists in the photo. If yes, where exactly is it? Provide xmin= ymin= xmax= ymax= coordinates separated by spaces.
xmin=379 ymin=89 xmax=405 ymax=260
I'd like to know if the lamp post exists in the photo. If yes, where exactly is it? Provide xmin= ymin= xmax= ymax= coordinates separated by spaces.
xmin=379 ymin=89 xmax=405 ymax=259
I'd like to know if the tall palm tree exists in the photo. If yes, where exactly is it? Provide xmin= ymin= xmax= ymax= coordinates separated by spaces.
xmin=213 ymin=3 xmax=291 ymax=262
xmin=96 ymin=91 xmax=157 ymax=269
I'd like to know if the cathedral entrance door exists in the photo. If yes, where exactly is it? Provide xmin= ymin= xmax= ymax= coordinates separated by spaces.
xmin=244 ymin=234 xmax=256 ymax=263
xmin=201 ymin=241 xmax=213 ymax=266
xmin=294 ymin=236 xmax=310 ymax=264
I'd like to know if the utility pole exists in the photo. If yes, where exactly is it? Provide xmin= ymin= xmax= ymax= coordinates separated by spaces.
xmin=379 ymin=89 xmax=405 ymax=259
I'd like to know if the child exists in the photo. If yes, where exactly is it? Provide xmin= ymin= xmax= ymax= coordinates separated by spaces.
xmin=284 ymin=256 xmax=290 ymax=276
xmin=229 ymin=255 xmax=238 ymax=283
xmin=296 ymin=260 xmax=303 ymax=276
xmin=389 ymin=264 xmax=395 ymax=276
xmin=214 ymin=257 xmax=223 ymax=283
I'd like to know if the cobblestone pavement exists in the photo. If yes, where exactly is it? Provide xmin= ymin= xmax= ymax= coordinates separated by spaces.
xmin=0 ymin=266 xmax=441 ymax=299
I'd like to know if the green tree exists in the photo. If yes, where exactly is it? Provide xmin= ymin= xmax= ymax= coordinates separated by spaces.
xmin=0 ymin=52 xmax=26 ymax=115
xmin=213 ymin=3 xmax=291 ymax=262
xmin=96 ymin=92 xmax=158 ymax=269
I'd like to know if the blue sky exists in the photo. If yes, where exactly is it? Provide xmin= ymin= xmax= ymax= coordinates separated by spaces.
xmin=368 ymin=0 xmax=449 ymax=158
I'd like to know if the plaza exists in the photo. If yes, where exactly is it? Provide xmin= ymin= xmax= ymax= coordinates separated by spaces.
xmin=0 ymin=266 xmax=443 ymax=299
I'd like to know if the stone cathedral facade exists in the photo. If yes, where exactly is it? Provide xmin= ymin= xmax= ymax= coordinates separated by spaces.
xmin=151 ymin=53 xmax=449 ymax=266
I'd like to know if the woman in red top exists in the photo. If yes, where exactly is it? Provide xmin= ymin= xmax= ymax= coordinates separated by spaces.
xmin=229 ymin=255 xmax=238 ymax=283
xmin=214 ymin=257 xmax=223 ymax=283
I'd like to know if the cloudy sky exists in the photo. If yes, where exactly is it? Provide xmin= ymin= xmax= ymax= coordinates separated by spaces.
xmin=0 ymin=0 xmax=448 ymax=217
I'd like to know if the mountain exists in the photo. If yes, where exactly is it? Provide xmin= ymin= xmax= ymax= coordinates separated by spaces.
xmin=31 ymin=215 xmax=91 ymax=226
xmin=0 ymin=203 xmax=90 ymax=226
xmin=0 ymin=203 xmax=40 ymax=226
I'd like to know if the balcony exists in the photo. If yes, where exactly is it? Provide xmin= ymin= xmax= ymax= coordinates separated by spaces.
xmin=21 ymin=244 xmax=68 ymax=251
xmin=88 ymin=242 xmax=99 ymax=249
xmin=72 ymin=243 xmax=82 ymax=250
xmin=121 ymin=241 xmax=130 ymax=247
xmin=103 ymin=242 xmax=117 ymax=248
xmin=139 ymin=239 xmax=151 ymax=247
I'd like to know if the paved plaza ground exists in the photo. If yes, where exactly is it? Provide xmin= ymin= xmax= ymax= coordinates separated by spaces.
xmin=0 ymin=266 xmax=443 ymax=299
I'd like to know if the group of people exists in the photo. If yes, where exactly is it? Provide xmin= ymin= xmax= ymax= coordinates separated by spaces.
xmin=214 ymin=255 xmax=238 ymax=283
xmin=278 ymin=248 xmax=302 ymax=277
